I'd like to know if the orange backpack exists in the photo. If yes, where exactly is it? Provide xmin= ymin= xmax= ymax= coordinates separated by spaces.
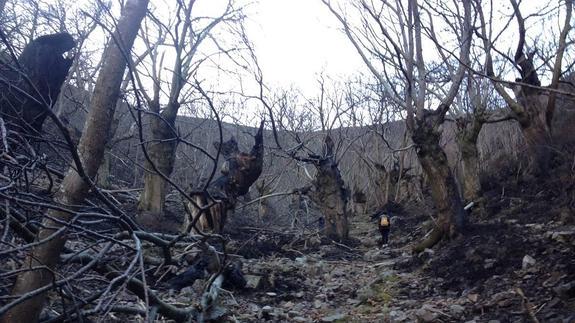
xmin=379 ymin=215 xmax=389 ymax=227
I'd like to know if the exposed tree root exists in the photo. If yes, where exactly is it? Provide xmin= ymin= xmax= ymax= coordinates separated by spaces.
xmin=412 ymin=226 xmax=444 ymax=253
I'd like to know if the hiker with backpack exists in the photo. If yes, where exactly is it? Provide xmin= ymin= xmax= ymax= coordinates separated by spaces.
xmin=371 ymin=202 xmax=402 ymax=247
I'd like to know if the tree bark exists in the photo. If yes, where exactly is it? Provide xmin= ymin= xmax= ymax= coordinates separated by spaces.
xmin=2 ymin=1 xmax=148 ymax=322
xmin=182 ymin=121 xmax=264 ymax=233
xmin=137 ymin=111 xmax=178 ymax=215
xmin=514 ymin=93 xmax=553 ymax=175
xmin=456 ymin=117 xmax=483 ymax=202
xmin=412 ymin=118 xmax=466 ymax=253
xmin=310 ymin=136 xmax=350 ymax=241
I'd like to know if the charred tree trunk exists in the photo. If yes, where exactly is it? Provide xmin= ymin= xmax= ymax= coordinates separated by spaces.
xmin=514 ymin=92 xmax=553 ymax=175
xmin=309 ymin=136 xmax=349 ymax=241
xmin=0 ymin=33 xmax=75 ymax=136
xmin=138 ymin=111 xmax=178 ymax=215
xmin=2 ymin=1 xmax=148 ymax=322
xmin=456 ymin=117 xmax=483 ymax=202
xmin=481 ymin=0 xmax=572 ymax=176
xmin=412 ymin=117 xmax=466 ymax=253
xmin=510 ymin=46 xmax=553 ymax=176
xmin=182 ymin=121 xmax=264 ymax=234
xmin=374 ymin=163 xmax=393 ymax=209
xmin=98 ymin=151 xmax=113 ymax=188
xmin=256 ymin=179 xmax=277 ymax=221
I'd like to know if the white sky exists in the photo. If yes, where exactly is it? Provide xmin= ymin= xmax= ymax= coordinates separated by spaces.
xmin=243 ymin=0 xmax=366 ymax=94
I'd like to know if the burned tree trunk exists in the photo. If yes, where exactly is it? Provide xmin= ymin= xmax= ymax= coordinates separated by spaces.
xmin=351 ymin=187 xmax=367 ymax=217
xmin=513 ymin=86 xmax=553 ymax=175
xmin=2 ymin=1 xmax=148 ymax=322
xmin=0 ymin=33 xmax=75 ymax=135
xmin=308 ymin=136 xmax=349 ymax=241
xmin=510 ymin=47 xmax=554 ymax=175
xmin=480 ymin=0 xmax=572 ymax=176
xmin=182 ymin=120 xmax=264 ymax=234
xmin=456 ymin=116 xmax=483 ymax=202
xmin=412 ymin=115 xmax=466 ymax=253
xmin=138 ymin=110 xmax=178 ymax=215
xmin=255 ymin=179 xmax=277 ymax=221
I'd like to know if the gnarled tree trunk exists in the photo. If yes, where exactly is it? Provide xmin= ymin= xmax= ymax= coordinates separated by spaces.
xmin=412 ymin=117 xmax=466 ymax=253
xmin=309 ymin=136 xmax=349 ymax=241
xmin=514 ymin=92 xmax=553 ymax=175
xmin=2 ymin=1 xmax=148 ymax=322
xmin=182 ymin=121 xmax=264 ymax=234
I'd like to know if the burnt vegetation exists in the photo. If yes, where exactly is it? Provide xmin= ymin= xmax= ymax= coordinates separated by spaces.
xmin=0 ymin=0 xmax=574 ymax=322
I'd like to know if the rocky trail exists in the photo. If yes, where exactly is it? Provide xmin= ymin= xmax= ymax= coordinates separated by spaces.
xmin=154 ymin=167 xmax=575 ymax=323
xmin=159 ymin=203 xmax=574 ymax=322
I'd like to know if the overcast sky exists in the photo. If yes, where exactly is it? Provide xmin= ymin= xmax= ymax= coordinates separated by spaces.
xmin=243 ymin=0 xmax=366 ymax=93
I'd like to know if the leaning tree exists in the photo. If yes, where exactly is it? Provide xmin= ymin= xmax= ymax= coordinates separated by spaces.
xmin=2 ymin=0 xmax=148 ymax=321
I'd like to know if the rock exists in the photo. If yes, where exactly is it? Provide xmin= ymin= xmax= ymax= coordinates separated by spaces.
xmin=415 ymin=305 xmax=438 ymax=322
xmin=484 ymin=259 xmax=496 ymax=269
xmin=293 ymin=317 xmax=309 ymax=322
xmin=262 ymin=305 xmax=273 ymax=313
xmin=467 ymin=293 xmax=479 ymax=302
xmin=260 ymin=305 xmax=273 ymax=320
xmin=266 ymin=292 xmax=277 ymax=297
xmin=247 ymin=303 xmax=260 ymax=313
xmin=522 ymin=255 xmax=536 ymax=270
xmin=553 ymin=281 xmax=575 ymax=299
xmin=295 ymin=256 xmax=308 ymax=265
xmin=313 ymin=299 xmax=323 ymax=309
xmin=321 ymin=313 xmax=346 ymax=322
xmin=346 ymin=298 xmax=360 ymax=305
xmin=417 ymin=248 xmax=434 ymax=262
xmin=245 ymin=274 xmax=264 ymax=290
xmin=389 ymin=310 xmax=408 ymax=321
xmin=549 ymin=228 xmax=575 ymax=245
xmin=295 ymin=291 xmax=305 ymax=298
xmin=363 ymin=249 xmax=386 ymax=261
xmin=283 ymin=301 xmax=295 ymax=309
xmin=449 ymin=304 xmax=465 ymax=316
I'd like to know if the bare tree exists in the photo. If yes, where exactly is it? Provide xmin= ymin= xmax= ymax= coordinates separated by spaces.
xmin=477 ymin=0 xmax=573 ymax=175
xmin=135 ymin=0 xmax=245 ymax=217
xmin=323 ymin=0 xmax=472 ymax=250
xmin=2 ymin=0 xmax=148 ymax=321
xmin=254 ymin=72 xmax=360 ymax=241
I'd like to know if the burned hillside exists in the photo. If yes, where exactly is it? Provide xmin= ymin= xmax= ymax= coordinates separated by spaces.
xmin=1 ymin=0 xmax=575 ymax=322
